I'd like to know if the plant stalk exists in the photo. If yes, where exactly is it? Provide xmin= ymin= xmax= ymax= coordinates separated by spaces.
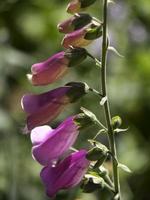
xmin=100 ymin=0 xmax=121 ymax=199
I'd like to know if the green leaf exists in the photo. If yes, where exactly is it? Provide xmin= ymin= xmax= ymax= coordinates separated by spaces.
xmin=108 ymin=46 xmax=124 ymax=58
xmin=114 ymin=127 xmax=129 ymax=134
xmin=100 ymin=96 xmax=107 ymax=105
xmin=118 ymin=163 xmax=132 ymax=173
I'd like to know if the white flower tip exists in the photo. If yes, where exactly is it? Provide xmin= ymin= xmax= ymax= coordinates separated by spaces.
xmin=21 ymin=96 xmax=25 ymax=110
xmin=26 ymin=74 xmax=33 ymax=82
xmin=31 ymin=125 xmax=53 ymax=145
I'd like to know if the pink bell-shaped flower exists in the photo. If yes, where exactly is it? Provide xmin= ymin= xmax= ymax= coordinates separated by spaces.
xmin=40 ymin=150 xmax=90 ymax=197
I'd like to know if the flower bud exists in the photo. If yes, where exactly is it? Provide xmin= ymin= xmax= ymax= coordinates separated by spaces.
xmin=27 ymin=47 xmax=87 ymax=86
xmin=84 ymin=23 xmax=103 ymax=40
xmin=67 ymin=0 xmax=97 ymax=14
xmin=81 ymin=174 xmax=104 ymax=193
xmin=112 ymin=116 xmax=122 ymax=129
xmin=86 ymin=146 xmax=108 ymax=162
xmin=62 ymin=22 xmax=102 ymax=48
xmin=58 ymin=13 xmax=92 ymax=34
xmin=74 ymin=107 xmax=99 ymax=129
xmin=74 ymin=113 xmax=94 ymax=129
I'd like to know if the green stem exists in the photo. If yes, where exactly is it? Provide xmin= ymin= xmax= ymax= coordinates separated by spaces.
xmin=104 ymin=182 xmax=115 ymax=194
xmin=100 ymin=0 xmax=121 ymax=199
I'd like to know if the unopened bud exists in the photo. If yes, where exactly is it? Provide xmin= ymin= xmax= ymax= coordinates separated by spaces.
xmin=84 ymin=23 xmax=103 ymax=40
xmin=67 ymin=0 xmax=97 ymax=14
xmin=112 ymin=116 xmax=122 ymax=129
xmin=86 ymin=146 xmax=108 ymax=162
xmin=74 ymin=113 xmax=94 ymax=129
xmin=58 ymin=13 xmax=92 ymax=33
xmin=81 ymin=174 xmax=104 ymax=193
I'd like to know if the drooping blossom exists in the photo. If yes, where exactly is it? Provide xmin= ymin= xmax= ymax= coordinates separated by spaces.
xmin=67 ymin=0 xmax=97 ymax=14
xmin=31 ymin=116 xmax=79 ymax=166
xmin=62 ymin=22 xmax=102 ymax=48
xmin=28 ymin=47 xmax=87 ymax=86
xmin=21 ymin=82 xmax=89 ymax=131
xmin=40 ymin=150 xmax=90 ymax=197
xmin=62 ymin=26 xmax=92 ymax=48
xmin=58 ymin=13 xmax=92 ymax=33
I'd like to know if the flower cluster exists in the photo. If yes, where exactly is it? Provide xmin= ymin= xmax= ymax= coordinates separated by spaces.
xmin=21 ymin=0 xmax=105 ymax=198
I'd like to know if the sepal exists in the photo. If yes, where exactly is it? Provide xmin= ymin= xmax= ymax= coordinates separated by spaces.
xmin=80 ymin=0 xmax=97 ymax=8
xmin=65 ymin=47 xmax=87 ymax=67
xmin=65 ymin=82 xmax=90 ymax=102
xmin=86 ymin=140 xmax=109 ymax=163
xmin=81 ymin=173 xmax=104 ymax=193
xmin=84 ymin=23 xmax=103 ymax=40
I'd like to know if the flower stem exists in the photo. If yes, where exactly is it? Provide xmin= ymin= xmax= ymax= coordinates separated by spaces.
xmin=100 ymin=0 xmax=121 ymax=199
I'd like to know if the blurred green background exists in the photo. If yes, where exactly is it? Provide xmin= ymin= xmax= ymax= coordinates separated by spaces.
xmin=0 ymin=0 xmax=150 ymax=199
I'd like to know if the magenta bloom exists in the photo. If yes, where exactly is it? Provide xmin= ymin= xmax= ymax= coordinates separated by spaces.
xmin=62 ymin=22 xmax=102 ymax=48
xmin=62 ymin=27 xmax=92 ymax=48
xmin=40 ymin=150 xmax=90 ymax=197
xmin=28 ymin=52 xmax=69 ymax=86
xmin=21 ymin=87 xmax=70 ymax=131
xmin=67 ymin=0 xmax=81 ymax=14
xmin=67 ymin=0 xmax=97 ymax=14
xmin=58 ymin=13 xmax=92 ymax=34
xmin=31 ymin=116 xmax=79 ymax=166
xmin=28 ymin=48 xmax=87 ymax=86
xmin=21 ymin=82 xmax=89 ymax=131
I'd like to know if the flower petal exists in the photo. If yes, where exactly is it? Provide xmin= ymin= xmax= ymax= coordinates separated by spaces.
xmin=21 ymin=87 xmax=70 ymax=114
xmin=31 ymin=52 xmax=67 ymax=74
xmin=67 ymin=0 xmax=81 ymax=14
xmin=29 ymin=52 xmax=69 ymax=86
xmin=32 ymin=116 xmax=79 ymax=165
xmin=40 ymin=150 xmax=90 ymax=197
xmin=30 ymin=65 xmax=68 ymax=86
xmin=31 ymin=125 xmax=53 ymax=146
xmin=26 ymin=101 xmax=66 ymax=130
xmin=62 ymin=28 xmax=92 ymax=48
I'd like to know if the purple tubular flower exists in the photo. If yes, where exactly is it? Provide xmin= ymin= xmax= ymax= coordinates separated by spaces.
xmin=31 ymin=116 xmax=79 ymax=166
xmin=67 ymin=0 xmax=97 ymax=14
xmin=28 ymin=52 xmax=69 ymax=86
xmin=21 ymin=82 xmax=89 ymax=131
xmin=62 ymin=27 xmax=92 ymax=48
xmin=62 ymin=22 xmax=102 ymax=48
xmin=21 ymin=87 xmax=70 ymax=131
xmin=28 ymin=48 xmax=87 ymax=86
xmin=57 ymin=13 xmax=92 ymax=34
xmin=66 ymin=0 xmax=81 ymax=14
xmin=40 ymin=150 xmax=90 ymax=197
